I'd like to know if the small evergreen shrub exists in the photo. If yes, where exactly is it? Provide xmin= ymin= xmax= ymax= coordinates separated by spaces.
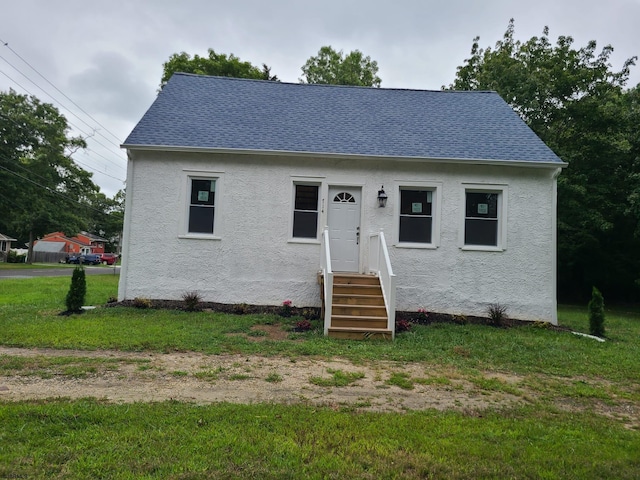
xmin=588 ymin=286 xmax=606 ymax=337
xmin=181 ymin=291 xmax=202 ymax=312
xmin=65 ymin=266 xmax=86 ymax=313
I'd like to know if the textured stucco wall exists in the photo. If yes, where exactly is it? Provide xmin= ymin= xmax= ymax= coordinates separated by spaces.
xmin=119 ymin=151 xmax=559 ymax=323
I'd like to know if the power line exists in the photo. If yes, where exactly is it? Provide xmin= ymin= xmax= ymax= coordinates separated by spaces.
xmin=0 ymin=162 xmax=107 ymax=215
xmin=6 ymin=152 xmax=123 ymax=189
xmin=0 ymin=58 xmax=126 ymax=160
xmin=0 ymin=109 xmax=124 ymax=182
xmin=74 ymin=157 xmax=126 ymax=183
xmin=0 ymin=71 xmax=126 ymax=179
xmin=0 ymin=36 xmax=123 ymax=144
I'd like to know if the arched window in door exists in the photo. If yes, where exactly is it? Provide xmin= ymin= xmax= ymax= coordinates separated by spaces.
xmin=333 ymin=192 xmax=356 ymax=203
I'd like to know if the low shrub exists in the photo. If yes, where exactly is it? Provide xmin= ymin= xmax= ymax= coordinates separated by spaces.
xmin=302 ymin=307 xmax=319 ymax=320
xmin=181 ymin=291 xmax=202 ymax=312
xmin=133 ymin=297 xmax=152 ymax=309
xmin=414 ymin=308 xmax=429 ymax=324
xmin=232 ymin=303 xmax=249 ymax=314
xmin=487 ymin=303 xmax=508 ymax=327
xmin=294 ymin=319 xmax=313 ymax=332
xmin=279 ymin=300 xmax=293 ymax=317
xmin=7 ymin=250 xmax=26 ymax=263
xmin=395 ymin=319 xmax=411 ymax=332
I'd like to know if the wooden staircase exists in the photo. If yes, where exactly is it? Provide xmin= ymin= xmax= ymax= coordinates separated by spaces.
xmin=325 ymin=273 xmax=393 ymax=340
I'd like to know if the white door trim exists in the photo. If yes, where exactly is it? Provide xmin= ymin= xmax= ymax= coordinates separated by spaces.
xmin=327 ymin=186 xmax=362 ymax=272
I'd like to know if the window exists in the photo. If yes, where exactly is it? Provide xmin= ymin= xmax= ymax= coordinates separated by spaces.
xmin=292 ymin=184 xmax=319 ymax=239
xmin=188 ymin=178 xmax=216 ymax=234
xmin=464 ymin=190 xmax=500 ymax=246
xmin=399 ymin=189 xmax=433 ymax=244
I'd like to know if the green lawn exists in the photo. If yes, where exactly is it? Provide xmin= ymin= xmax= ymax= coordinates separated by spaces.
xmin=0 ymin=274 xmax=639 ymax=478
xmin=0 ymin=262 xmax=74 ymax=269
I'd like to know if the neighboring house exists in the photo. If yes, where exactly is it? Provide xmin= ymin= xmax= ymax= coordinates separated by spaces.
xmin=75 ymin=231 xmax=107 ymax=254
xmin=35 ymin=232 xmax=90 ymax=257
xmin=34 ymin=231 xmax=108 ymax=258
xmin=120 ymin=74 xmax=566 ymax=337
xmin=0 ymin=233 xmax=17 ymax=262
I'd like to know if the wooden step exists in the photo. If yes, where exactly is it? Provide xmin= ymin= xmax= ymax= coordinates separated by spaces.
xmin=333 ymin=284 xmax=382 ymax=295
xmin=332 ymin=293 xmax=385 ymax=306
xmin=328 ymin=327 xmax=393 ymax=340
xmin=330 ymin=314 xmax=388 ymax=329
xmin=333 ymin=274 xmax=380 ymax=286
xmin=331 ymin=304 xmax=387 ymax=317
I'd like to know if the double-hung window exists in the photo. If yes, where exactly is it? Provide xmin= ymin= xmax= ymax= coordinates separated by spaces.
xmin=292 ymin=184 xmax=319 ymax=239
xmin=399 ymin=188 xmax=434 ymax=244
xmin=463 ymin=187 xmax=505 ymax=248
xmin=188 ymin=178 xmax=216 ymax=234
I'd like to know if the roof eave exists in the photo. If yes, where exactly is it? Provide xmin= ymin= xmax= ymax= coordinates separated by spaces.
xmin=121 ymin=144 xmax=568 ymax=169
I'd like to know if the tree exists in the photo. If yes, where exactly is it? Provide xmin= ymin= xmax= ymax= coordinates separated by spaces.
xmin=87 ymin=189 xmax=125 ymax=252
xmin=0 ymin=90 xmax=101 ymax=262
xmin=449 ymin=20 xmax=640 ymax=302
xmin=160 ymin=49 xmax=278 ymax=89
xmin=300 ymin=46 xmax=381 ymax=87
xmin=65 ymin=266 xmax=86 ymax=313
xmin=588 ymin=286 xmax=606 ymax=337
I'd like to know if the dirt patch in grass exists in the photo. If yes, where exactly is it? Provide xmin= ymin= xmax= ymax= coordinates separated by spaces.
xmin=0 ymin=346 xmax=524 ymax=413
xmin=1 ymin=346 xmax=637 ymax=425
xmin=246 ymin=324 xmax=291 ymax=341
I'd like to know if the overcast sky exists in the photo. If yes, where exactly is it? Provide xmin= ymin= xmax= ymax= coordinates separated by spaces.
xmin=1 ymin=0 xmax=639 ymax=198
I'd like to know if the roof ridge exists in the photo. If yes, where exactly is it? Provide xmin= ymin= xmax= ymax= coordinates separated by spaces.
xmin=171 ymin=72 xmax=497 ymax=94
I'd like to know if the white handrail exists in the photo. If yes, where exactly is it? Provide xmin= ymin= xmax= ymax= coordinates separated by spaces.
xmin=369 ymin=230 xmax=396 ymax=338
xmin=320 ymin=228 xmax=333 ymax=335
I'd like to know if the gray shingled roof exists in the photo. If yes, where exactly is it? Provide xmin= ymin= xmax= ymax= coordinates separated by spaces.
xmin=33 ymin=241 xmax=65 ymax=253
xmin=123 ymin=73 xmax=564 ymax=164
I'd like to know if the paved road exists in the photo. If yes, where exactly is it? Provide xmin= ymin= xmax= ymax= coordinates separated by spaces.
xmin=0 ymin=265 xmax=120 ymax=279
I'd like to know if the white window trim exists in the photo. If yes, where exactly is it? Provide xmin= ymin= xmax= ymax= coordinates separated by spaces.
xmin=178 ymin=170 xmax=224 ymax=240
xmin=459 ymin=183 xmax=508 ymax=251
xmin=288 ymin=177 xmax=324 ymax=244
xmin=394 ymin=181 xmax=442 ymax=249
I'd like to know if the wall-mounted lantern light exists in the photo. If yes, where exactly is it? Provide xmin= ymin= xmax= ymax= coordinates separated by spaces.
xmin=377 ymin=186 xmax=388 ymax=208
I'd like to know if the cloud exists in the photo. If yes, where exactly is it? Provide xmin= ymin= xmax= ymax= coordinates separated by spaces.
xmin=66 ymin=52 xmax=156 ymax=122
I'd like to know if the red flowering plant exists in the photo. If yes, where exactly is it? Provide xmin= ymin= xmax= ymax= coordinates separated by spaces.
xmin=279 ymin=299 xmax=293 ymax=317
xmin=395 ymin=319 xmax=412 ymax=332
xmin=295 ymin=319 xmax=313 ymax=332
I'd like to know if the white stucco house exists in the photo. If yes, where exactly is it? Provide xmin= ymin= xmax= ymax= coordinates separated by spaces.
xmin=120 ymin=73 xmax=566 ymax=337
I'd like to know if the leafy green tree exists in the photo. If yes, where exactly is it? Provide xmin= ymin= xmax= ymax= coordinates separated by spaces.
xmin=65 ymin=266 xmax=86 ymax=313
xmin=449 ymin=20 xmax=640 ymax=301
xmin=87 ymin=189 xmax=125 ymax=252
xmin=0 ymin=90 xmax=101 ymax=262
xmin=160 ymin=49 xmax=278 ymax=89
xmin=300 ymin=46 xmax=381 ymax=87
